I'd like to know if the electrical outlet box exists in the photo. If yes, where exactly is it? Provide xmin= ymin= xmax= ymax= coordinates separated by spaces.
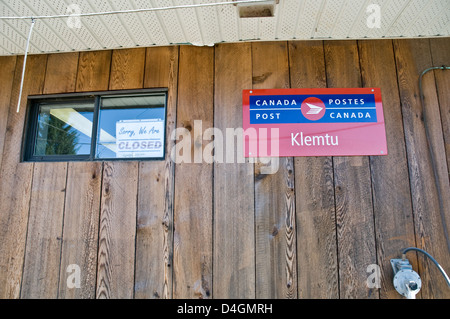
xmin=235 ymin=0 xmax=279 ymax=18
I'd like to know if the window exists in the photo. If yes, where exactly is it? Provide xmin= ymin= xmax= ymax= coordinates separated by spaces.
xmin=24 ymin=89 xmax=167 ymax=161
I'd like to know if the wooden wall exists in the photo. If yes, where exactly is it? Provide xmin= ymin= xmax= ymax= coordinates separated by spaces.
xmin=0 ymin=38 xmax=449 ymax=299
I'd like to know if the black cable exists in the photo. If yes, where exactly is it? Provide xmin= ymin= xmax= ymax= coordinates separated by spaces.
xmin=402 ymin=247 xmax=450 ymax=288
xmin=418 ymin=66 xmax=450 ymax=252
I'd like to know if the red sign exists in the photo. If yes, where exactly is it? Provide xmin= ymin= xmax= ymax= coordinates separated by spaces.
xmin=243 ymin=88 xmax=388 ymax=157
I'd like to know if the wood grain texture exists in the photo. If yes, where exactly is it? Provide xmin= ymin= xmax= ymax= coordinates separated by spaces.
xmin=135 ymin=46 xmax=179 ymax=299
xmin=0 ymin=41 xmax=448 ymax=300
xmin=109 ymin=48 xmax=146 ymax=90
xmin=144 ymin=46 xmax=176 ymax=88
xmin=43 ymin=52 xmax=79 ymax=94
xmin=21 ymin=51 xmax=79 ymax=299
xmin=213 ymin=43 xmax=255 ymax=299
xmin=358 ymin=40 xmax=417 ymax=299
xmin=96 ymin=46 xmax=144 ymax=299
xmin=289 ymin=41 xmax=339 ymax=299
xmin=173 ymin=46 xmax=214 ymax=299
xmin=393 ymin=39 xmax=450 ymax=298
xmin=57 ymin=48 xmax=110 ymax=299
xmin=96 ymin=161 xmax=138 ymax=299
xmin=429 ymin=38 xmax=450 ymax=177
xmin=252 ymin=42 xmax=297 ymax=299
xmin=0 ymin=55 xmax=47 ymax=299
xmin=20 ymin=162 xmax=67 ymax=299
xmin=76 ymin=50 xmax=112 ymax=92
xmin=324 ymin=41 xmax=378 ymax=299
xmin=0 ymin=56 xmax=17 ymax=171
xmin=58 ymin=162 xmax=102 ymax=299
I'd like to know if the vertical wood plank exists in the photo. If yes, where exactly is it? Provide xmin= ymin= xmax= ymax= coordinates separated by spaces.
xmin=144 ymin=46 xmax=175 ymax=88
xmin=289 ymin=41 xmax=339 ymax=299
xmin=96 ymin=47 xmax=144 ymax=299
xmin=134 ymin=46 xmax=178 ymax=299
xmin=109 ymin=48 xmax=146 ymax=90
xmin=21 ymin=52 xmax=79 ymax=298
xmin=43 ymin=52 xmax=79 ymax=94
xmin=96 ymin=162 xmax=139 ymax=299
xmin=76 ymin=50 xmax=112 ymax=92
xmin=20 ymin=162 xmax=68 ymax=298
xmin=252 ymin=41 xmax=297 ymax=299
xmin=58 ymin=162 xmax=102 ymax=299
xmin=394 ymin=39 xmax=450 ymax=298
xmin=173 ymin=46 xmax=214 ymax=299
xmin=0 ymin=55 xmax=47 ymax=299
xmin=430 ymin=38 xmax=450 ymax=176
xmin=0 ymin=56 xmax=17 ymax=171
xmin=358 ymin=40 xmax=416 ymax=299
xmin=324 ymin=41 xmax=378 ymax=299
xmin=58 ymin=49 xmax=111 ymax=299
xmin=213 ymin=43 xmax=255 ymax=298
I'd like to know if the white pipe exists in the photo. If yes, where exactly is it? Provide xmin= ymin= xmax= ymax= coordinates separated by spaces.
xmin=16 ymin=18 xmax=35 ymax=113
xmin=0 ymin=1 xmax=268 ymax=20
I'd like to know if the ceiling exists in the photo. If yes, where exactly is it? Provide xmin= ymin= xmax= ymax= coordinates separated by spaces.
xmin=0 ymin=0 xmax=449 ymax=56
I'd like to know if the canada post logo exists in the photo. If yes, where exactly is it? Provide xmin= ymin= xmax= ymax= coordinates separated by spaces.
xmin=249 ymin=94 xmax=377 ymax=124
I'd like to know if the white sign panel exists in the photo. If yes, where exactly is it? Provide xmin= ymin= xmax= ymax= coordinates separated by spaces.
xmin=116 ymin=119 xmax=164 ymax=158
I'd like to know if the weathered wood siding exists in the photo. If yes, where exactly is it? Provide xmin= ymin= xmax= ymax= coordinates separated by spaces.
xmin=0 ymin=39 xmax=449 ymax=299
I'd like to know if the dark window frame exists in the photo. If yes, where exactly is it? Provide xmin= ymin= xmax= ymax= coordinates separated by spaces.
xmin=22 ymin=88 xmax=168 ymax=162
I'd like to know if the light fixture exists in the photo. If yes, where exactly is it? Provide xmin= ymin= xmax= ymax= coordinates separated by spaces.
xmin=234 ymin=0 xmax=279 ymax=18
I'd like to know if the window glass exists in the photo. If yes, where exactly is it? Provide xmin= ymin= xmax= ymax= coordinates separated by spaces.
xmin=34 ymin=101 xmax=94 ymax=156
xmin=24 ymin=90 xmax=167 ymax=162
xmin=95 ymin=94 xmax=166 ymax=159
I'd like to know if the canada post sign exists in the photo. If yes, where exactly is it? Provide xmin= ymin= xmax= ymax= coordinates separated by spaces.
xmin=243 ymin=88 xmax=388 ymax=157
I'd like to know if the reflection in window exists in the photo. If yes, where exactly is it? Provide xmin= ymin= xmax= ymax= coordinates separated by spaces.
xmin=34 ymin=102 xmax=94 ymax=156
xmin=24 ymin=90 xmax=167 ymax=162
xmin=96 ymin=94 xmax=166 ymax=159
